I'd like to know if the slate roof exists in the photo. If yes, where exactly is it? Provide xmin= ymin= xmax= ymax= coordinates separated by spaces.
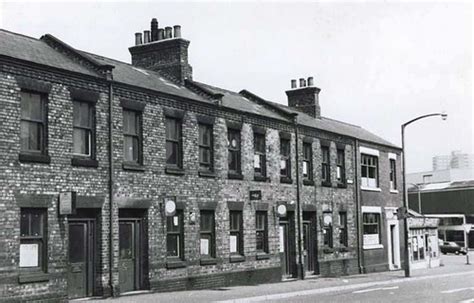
xmin=408 ymin=180 xmax=474 ymax=192
xmin=0 ymin=28 xmax=399 ymax=149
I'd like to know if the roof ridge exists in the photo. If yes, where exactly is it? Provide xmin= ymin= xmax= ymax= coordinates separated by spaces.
xmin=0 ymin=28 xmax=41 ymax=42
xmin=321 ymin=116 xmax=361 ymax=128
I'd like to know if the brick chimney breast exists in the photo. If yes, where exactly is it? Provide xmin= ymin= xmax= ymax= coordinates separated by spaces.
xmin=129 ymin=18 xmax=192 ymax=84
xmin=286 ymin=77 xmax=321 ymax=118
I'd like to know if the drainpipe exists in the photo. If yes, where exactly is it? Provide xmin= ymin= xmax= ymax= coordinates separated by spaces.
xmin=354 ymin=139 xmax=364 ymax=273
xmin=292 ymin=113 xmax=304 ymax=280
xmin=106 ymin=71 xmax=115 ymax=296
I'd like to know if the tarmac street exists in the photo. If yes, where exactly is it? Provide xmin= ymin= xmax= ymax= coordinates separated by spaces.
xmin=88 ymin=252 xmax=474 ymax=303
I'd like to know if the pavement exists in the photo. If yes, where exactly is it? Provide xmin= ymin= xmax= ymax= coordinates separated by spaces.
xmin=87 ymin=252 xmax=474 ymax=303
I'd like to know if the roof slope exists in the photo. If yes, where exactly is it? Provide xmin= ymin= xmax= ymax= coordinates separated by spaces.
xmin=0 ymin=29 xmax=398 ymax=148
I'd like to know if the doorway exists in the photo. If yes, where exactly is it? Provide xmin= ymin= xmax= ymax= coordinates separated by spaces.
xmin=279 ymin=211 xmax=296 ymax=279
xmin=387 ymin=220 xmax=401 ymax=270
xmin=302 ymin=212 xmax=318 ymax=275
xmin=118 ymin=218 xmax=143 ymax=293
xmin=68 ymin=219 xmax=96 ymax=299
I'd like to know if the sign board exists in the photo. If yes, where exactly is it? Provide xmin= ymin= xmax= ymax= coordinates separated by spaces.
xmin=363 ymin=234 xmax=379 ymax=246
xmin=463 ymin=224 xmax=473 ymax=234
xmin=59 ymin=191 xmax=76 ymax=215
xmin=164 ymin=198 xmax=176 ymax=217
xmin=250 ymin=190 xmax=262 ymax=201
xmin=276 ymin=204 xmax=287 ymax=217
xmin=19 ymin=243 xmax=39 ymax=267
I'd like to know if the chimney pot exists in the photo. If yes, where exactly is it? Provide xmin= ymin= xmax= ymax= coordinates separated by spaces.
xmin=165 ymin=26 xmax=173 ymax=39
xmin=299 ymin=78 xmax=306 ymax=87
xmin=143 ymin=30 xmax=150 ymax=43
xmin=158 ymin=28 xmax=164 ymax=40
xmin=135 ymin=32 xmax=143 ymax=46
xmin=173 ymin=25 xmax=182 ymax=38
xmin=151 ymin=18 xmax=159 ymax=41
xmin=307 ymin=77 xmax=314 ymax=87
xmin=291 ymin=79 xmax=297 ymax=89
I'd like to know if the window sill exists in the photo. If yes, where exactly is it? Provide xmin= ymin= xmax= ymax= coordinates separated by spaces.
xmin=303 ymin=179 xmax=314 ymax=186
xmin=363 ymin=244 xmax=384 ymax=250
xmin=280 ymin=177 xmax=292 ymax=184
xmin=19 ymin=153 xmax=51 ymax=164
xmin=228 ymin=173 xmax=243 ymax=180
xmin=18 ymin=272 xmax=49 ymax=284
xmin=361 ymin=186 xmax=382 ymax=192
xmin=165 ymin=167 xmax=185 ymax=175
xmin=321 ymin=181 xmax=332 ymax=187
xmin=229 ymin=254 xmax=246 ymax=263
xmin=323 ymin=247 xmax=335 ymax=254
xmin=337 ymin=182 xmax=347 ymax=189
xmin=390 ymin=189 xmax=399 ymax=194
xmin=337 ymin=247 xmax=349 ymax=253
xmin=123 ymin=162 xmax=145 ymax=172
xmin=254 ymin=175 xmax=268 ymax=182
xmin=166 ymin=260 xmax=186 ymax=269
xmin=199 ymin=170 xmax=216 ymax=178
xmin=71 ymin=157 xmax=98 ymax=168
xmin=256 ymin=253 xmax=270 ymax=260
xmin=200 ymin=257 xmax=218 ymax=266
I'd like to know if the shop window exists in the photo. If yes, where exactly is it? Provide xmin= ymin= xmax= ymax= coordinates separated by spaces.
xmin=229 ymin=211 xmax=243 ymax=255
xmin=200 ymin=211 xmax=215 ymax=258
xmin=20 ymin=209 xmax=47 ymax=273
xmin=255 ymin=211 xmax=268 ymax=253
xmin=166 ymin=210 xmax=184 ymax=259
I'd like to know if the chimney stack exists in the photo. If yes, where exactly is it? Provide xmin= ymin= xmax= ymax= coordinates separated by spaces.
xmin=143 ymin=30 xmax=150 ymax=43
xmin=129 ymin=18 xmax=193 ymax=84
xmin=290 ymin=79 xmax=297 ymax=89
xmin=286 ymin=76 xmax=321 ymax=118
xmin=173 ymin=25 xmax=181 ymax=38
xmin=151 ymin=18 xmax=158 ymax=41
xmin=135 ymin=33 xmax=143 ymax=46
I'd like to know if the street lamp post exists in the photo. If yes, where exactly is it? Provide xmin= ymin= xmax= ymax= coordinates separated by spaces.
xmin=401 ymin=112 xmax=447 ymax=278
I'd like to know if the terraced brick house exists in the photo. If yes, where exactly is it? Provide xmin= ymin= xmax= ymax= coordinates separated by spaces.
xmin=0 ymin=18 xmax=403 ymax=301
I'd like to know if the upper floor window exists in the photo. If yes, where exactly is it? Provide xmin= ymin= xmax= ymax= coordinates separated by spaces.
xmin=123 ymin=109 xmax=142 ymax=164
xmin=20 ymin=208 xmax=47 ymax=273
xmin=254 ymin=133 xmax=266 ymax=179
xmin=20 ymin=91 xmax=47 ymax=154
xmin=336 ymin=149 xmax=346 ymax=185
xmin=166 ymin=117 xmax=183 ymax=168
xmin=228 ymin=129 xmax=241 ymax=175
xmin=198 ymin=123 xmax=213 ymax=171
xmin=229 ymin=211 xmax=243 ymax=255
xmin=302 ymin=143 xmax=313 ymax=181
xmin=255 ymin=211 xmax=268 ymax=253
xmin=390 ymin=159 xmax=397 ymax=190
xmin=321 ymin=146 xmax=331 ymax=186
xmin=280 ymin=138 xmax=291 ymax=181
xmin=200 ymin=211 xmax=216 ymax=258
xmin=361 ymin=154 xmax=378 ymax=188
xmin=73 ymin=101 xmax=94 ymax=157
xmin=166 ymin=210 xmax=184 ymax=259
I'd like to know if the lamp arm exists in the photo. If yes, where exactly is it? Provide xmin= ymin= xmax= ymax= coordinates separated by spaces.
xmin=402 ymin=113 xmax=445 ymax=128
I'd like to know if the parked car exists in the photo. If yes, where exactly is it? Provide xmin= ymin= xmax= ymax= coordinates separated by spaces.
xmin=440 ymin=241 xmax=467 ymax=255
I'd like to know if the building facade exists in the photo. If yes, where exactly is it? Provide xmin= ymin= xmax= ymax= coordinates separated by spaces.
xmin=0 ymin=19 xmax=403 ymax=302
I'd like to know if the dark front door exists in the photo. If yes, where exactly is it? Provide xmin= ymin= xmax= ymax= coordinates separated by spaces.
xmin=279 ymin=221 xmax=291 ymax=277
xmin=68 ymin=220 xmax=95 ymax=299
xmin=119 ymin=219 xmax=141 ymax=293
xmin=302 ymin=212 xmax=317 ymax=274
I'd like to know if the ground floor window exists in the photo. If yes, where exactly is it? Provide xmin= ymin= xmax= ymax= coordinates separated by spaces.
xmin=363 ymin=212 xmax=381 ymax=247
xmin=200 ymin=211 xmax=215 ymax=258
xmin=166 ymin=210 xmax=184 ymax=259
xmin=20 ymin=208 xmax=47 ymax=272
xmin=256 ymin=211 xmax=268 ymax=253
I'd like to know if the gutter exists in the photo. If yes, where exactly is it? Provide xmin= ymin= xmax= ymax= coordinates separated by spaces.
xmin=354 ymin=139 xmax=364 ymax=273
xmin=106 ymin=71 xmax=115 ymax=296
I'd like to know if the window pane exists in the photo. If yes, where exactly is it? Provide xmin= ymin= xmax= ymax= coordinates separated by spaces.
xmin=199 ymin=124 xmax=211 ymax=146
xmin=124 ymin=136 xmax=137 ymax=162
xmin=166 ymin=118 xmax=177 ymax=140
xmin=167 ymin=215 xmax=180 ymax=232
xmin=21 ymin=121 xmax=42 ymax=151
xmin=368 ymin=167 xmax=376 ymax=178
xmin=123 ymin=110 xmax=137 ymax=135
xmin=21 ymin=92 xmax=43 ymax=121
xmin=74 ymin=101 xmax=91 ymax=128
xmin=200 ymin=212 xmax=213 ymax=232
xmin=166 ymin=141 xmax=178 ymax=165
xmin=229 ymin=150 xmax=239 ymax=172
xmin=167 ymin=234 xmax=179 ymax=257
xmin=256 ymin=231 xmax=265 ymax=251
xmin=280 ymin=139 xmax=290 ymax=156
xmin=30 ymin=212 xmax=43 ymax=236
xmin=199 ymin=147 xmax=210 ymax=165
xmin=254 ymin=134 xmax=265 ymax=153
xmin=229 ymin=234 xmax=238 ymax=253
xmin=228 ymin=130 xmax=240 ymax=149
xmin=73 ymin=128 xmax=90 ymax=155
xmin=20 ymin=212 xmax=29 ymax=236
xmin=19 ymin=242 xmax=40 ymax=267
xmin=200 ymin=235 xmax=211 ymax=255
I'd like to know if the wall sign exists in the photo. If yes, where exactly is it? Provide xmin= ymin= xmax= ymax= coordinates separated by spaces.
xmin=276 ymin=204 xmax=287 ymax=217
xmin=59 ymin=191 xmax=76 ymax=215
xmin=250 ymin=190 xmax=262 ymax=201
xmin=164 ymin=197 xmax=176 ymax=216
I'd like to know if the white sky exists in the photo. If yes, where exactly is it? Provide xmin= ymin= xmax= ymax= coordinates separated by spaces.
xmin=0 ymin=1 xmax=472 ymax=173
